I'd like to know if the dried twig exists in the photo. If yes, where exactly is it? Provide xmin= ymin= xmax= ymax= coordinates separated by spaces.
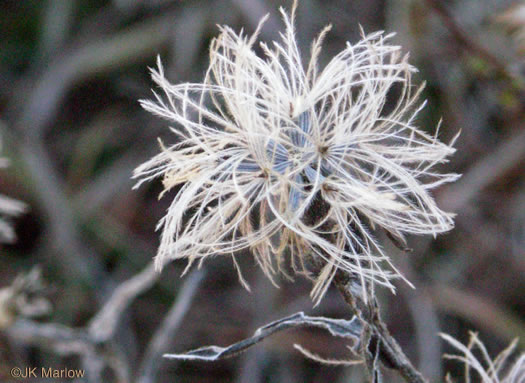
xmin=333 ymin=271 xmax=429 ymax=383
xmin=398 ymin=264 xmax=443 ymax=381
xmin=88 ymin=262 xmax=159 ymax=342
xmin=440 ymin=332 xmax=524 ymax=383
xmin=8 ymin=319 xmax=93 ymax=355
xmin=136 ymin=269 xmax=205 ymax=383
xmin=18 ymin=140 xmax=103 ymax=286
xmin=13 ymin=13 xmax=177 ymax=141
xmin=300 ymin=243 xmax=428 ymax=383
xmin=6 ymin=262 xmax=204 ymax=382
xmin=429 ymin=284 xmax=525 ymax=347
xmin=163 ymin=312 xmax=362 ymax=362
xmin=440 ymin=128 xmax=525 ymax=212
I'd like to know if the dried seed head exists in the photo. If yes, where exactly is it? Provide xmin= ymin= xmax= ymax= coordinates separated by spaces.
xmin=134 ymin=0 xmax=459 ymax=302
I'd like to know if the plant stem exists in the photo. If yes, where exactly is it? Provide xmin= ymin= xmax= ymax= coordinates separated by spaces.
xmin=333 ymin=271 xmax=428 ymax=383
xmin=303 ymin=194 xmax=428 ymax=383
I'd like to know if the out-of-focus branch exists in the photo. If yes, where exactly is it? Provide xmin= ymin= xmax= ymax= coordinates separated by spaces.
xmin=429 ymin=284 xmax=525 ymax=348
xmin=88 ymin=262 xmax=159 ymax=342
xmin=14 ymin=13 xmax=176 ymax=141
xmin=6 ymin=11 xmax=180 ymax=293
xmin=38 ymin=0 xmax=76 ymax=60
xmin=425 ymin=0 xmax=524 ymax=88
xmin=8 ymin=319 xmax=93 ymax=355
xmin=73 ymin=151 xmax=142 ymax=212
xmin=395 ymin=257 xmax=442 ymax=382
xmin=18 ymin=140 xmax=103 ymax=287
xmin=136 ymin=269 xmax=205 ymax=383
xmin=6 ymin=262 xmax=204 ymax=382
xmin=440 ymin=128 xmax=525 ymax=212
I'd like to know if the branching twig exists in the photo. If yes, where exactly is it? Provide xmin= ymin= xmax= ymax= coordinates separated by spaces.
xmin=163 ymin=312 xmax=362 ymax=362
xmin=8 ymin=319 xmax=93 ymax=355
xmin=6 ymin=262 xmax=204 ymax=382
xmin=136 ymin=269 xmax=205 ymax=383
xmin=333 ymin=270 xmax=428 ymax=383
xmin=89 ymin=262 xmax=159 ymax=342
xmin=18 ymin=140 xmax=104 ymax=287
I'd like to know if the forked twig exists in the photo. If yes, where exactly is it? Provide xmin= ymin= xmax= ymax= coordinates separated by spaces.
xmin=137 ymin=269 xmax=205 ymax=383
xmin=163 ymin=312 xmax=362 ymax=361
xmin=6 ymin=264 xmax=204 ymax=383
xmin=333 ymin=270 xmax=428 ymax=383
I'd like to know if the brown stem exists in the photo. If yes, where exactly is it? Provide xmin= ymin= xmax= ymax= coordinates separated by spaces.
xmin=333 ymin=272 xmax=428 ymax=383
xmin=302 ymin=194 xmax=428 ymax=383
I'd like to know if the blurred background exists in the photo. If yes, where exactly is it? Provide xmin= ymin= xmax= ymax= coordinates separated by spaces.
xmin=0 ymin=0 xmax=524 ymax=382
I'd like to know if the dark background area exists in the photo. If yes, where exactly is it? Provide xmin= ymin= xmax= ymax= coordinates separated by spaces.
xmin=0 ymin=0 xmax=524 ymax=382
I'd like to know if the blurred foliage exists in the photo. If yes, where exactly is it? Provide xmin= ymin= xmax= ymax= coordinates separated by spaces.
xmin=0 ymin=0 xmax=524 ymax=382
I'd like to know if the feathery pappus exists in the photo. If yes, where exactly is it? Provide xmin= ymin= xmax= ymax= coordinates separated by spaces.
xmin=134 ymin=0 xmax=459 ymax=303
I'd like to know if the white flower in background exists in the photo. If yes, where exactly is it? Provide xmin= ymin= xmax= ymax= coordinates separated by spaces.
xmin=0 ymin=136 xmax=26 ymax=244
xmin=441 ymin=332 xmax=525 ymax=383
xmin=134 ymin=0 xmax=458 ymax=301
